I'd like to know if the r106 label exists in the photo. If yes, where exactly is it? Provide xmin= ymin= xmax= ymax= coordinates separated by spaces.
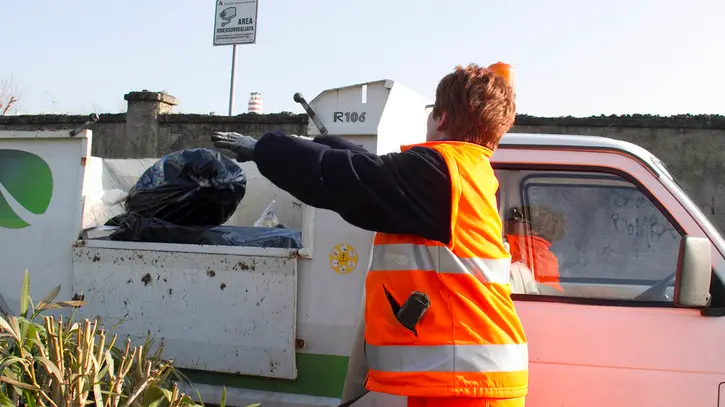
xmin=334 ymin=112 xmax=367 ymax=123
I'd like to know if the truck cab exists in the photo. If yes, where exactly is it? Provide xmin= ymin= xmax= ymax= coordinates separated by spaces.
xmin=1 ymin=79 xmax=724 ymax=407
xmin=493 ymin=133 xmax=725 ymax=406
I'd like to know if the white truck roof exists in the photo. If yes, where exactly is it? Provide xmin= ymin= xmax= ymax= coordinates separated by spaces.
xmin=499 ymin=132 xmax=673 ymax=179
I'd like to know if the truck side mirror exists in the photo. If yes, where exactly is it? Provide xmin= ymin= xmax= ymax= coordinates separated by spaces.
xmin=674 ymin=236 xmax=712 ymax=307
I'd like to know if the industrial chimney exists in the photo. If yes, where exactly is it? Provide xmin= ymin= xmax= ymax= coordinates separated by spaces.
xmin=248 ymin=92 xmax=263 ymax=114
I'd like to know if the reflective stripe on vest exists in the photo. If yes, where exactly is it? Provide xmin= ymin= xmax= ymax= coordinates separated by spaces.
xmin=366 ymin=343 xmax=529 ymax=373
xmin=369 ymin=243 xmax=511 ymax=285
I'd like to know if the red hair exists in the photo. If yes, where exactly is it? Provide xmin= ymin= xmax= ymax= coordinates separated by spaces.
xmin=433 ymin=63 xmax=516 ymax=149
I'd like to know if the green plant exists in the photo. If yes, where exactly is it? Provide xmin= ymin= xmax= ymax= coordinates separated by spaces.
xmin=0 ymin=271 xmax=257 ymax=407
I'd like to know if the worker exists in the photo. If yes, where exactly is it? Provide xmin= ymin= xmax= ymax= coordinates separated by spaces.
xmin=504 ymin=206 xmax=567 ymax=294
xmin=210 ymin=62 xmax=529 ymax=407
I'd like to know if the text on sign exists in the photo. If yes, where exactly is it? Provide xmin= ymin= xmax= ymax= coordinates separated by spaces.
xmin=333 ymin=112 xmax=367 ymax=123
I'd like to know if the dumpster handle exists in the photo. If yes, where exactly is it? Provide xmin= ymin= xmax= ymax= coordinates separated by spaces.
xmin=293 ymin=93 xmax=328 ymax=137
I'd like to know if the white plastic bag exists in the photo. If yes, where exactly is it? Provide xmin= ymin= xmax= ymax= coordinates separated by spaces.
xmin=254 ymin=200 xmax=280 ymax=228
xmin=101 ymin=189 xmax=129 ymax=206
xmin=82 ymin=188 xmax=129 ymax=229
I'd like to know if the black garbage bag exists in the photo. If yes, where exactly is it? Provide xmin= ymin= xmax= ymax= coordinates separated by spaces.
xmin=109 ymin=212 xmax=302 ymax=249
xmin=124 ymin=148 xmax=246 ymax=226
xmin=213 ymin=225 xmax=302 ymax=248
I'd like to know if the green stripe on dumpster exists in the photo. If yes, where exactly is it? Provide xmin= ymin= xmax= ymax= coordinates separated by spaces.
xmin=180 ymin=353 xmax=349 ymax=399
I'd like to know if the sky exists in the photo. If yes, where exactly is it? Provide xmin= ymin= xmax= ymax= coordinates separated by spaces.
xmin=1 ymin=0 xmax=724 ymax=117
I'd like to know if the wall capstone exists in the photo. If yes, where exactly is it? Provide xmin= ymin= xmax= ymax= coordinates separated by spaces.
xmin=122 ymin=91 xmax=179 ymax=157
xmin=124 ymin=91 xmax=179 ymax=114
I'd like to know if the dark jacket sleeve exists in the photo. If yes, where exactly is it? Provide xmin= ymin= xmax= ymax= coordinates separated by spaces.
xmin=253 ymin=131 xmax=452 ymax=244
xmin=312 ymin=135 xmax=368 ymax=153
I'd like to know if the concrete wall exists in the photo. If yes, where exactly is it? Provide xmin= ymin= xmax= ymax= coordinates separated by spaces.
xmin=0 ymin=91 xmax=722 ymax=232
xmin=0 ymin=91 xmax=307 ymax=159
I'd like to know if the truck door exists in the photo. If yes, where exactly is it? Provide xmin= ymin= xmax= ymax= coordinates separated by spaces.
xmin=493 ymin=161 xmax=725 ymax=407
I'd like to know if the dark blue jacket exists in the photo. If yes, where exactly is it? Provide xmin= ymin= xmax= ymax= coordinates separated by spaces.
xmin=253 ymin=131 xmax=453 ymax=244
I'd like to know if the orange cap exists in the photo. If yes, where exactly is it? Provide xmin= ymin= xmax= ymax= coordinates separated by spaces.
xmin=487 ymin=62 xmax=514 ymax=88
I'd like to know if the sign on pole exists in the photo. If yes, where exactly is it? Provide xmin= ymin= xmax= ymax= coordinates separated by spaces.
xmin=213 ymin=0 xmax=259 ymax=46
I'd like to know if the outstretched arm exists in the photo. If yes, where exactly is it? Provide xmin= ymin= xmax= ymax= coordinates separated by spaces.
xmin=254 ymin=131 xmax=452 ymax=244
xmin=312 ymin=135 xmax=368 ymax=153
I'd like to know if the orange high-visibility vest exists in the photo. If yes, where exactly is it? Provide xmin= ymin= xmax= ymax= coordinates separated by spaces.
xmin=363 ymin=141 xmax=529 ymax=399
xmin=506 ymin=234 xmax=564 ymax=293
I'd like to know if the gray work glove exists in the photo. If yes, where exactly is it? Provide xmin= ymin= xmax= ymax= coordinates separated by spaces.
xmin=210 ymin=132 xmax=258 ymax=162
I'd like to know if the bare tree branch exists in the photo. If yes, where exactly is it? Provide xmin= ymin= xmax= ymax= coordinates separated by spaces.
xmin=0 ymin=78 xmax=20 ymax=116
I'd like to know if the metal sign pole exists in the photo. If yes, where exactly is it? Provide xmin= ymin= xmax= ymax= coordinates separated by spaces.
xmin=215 ymin=0 xmax=258 ymax=115
xmin=228 ymin=44 xmax=238 ymax=116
